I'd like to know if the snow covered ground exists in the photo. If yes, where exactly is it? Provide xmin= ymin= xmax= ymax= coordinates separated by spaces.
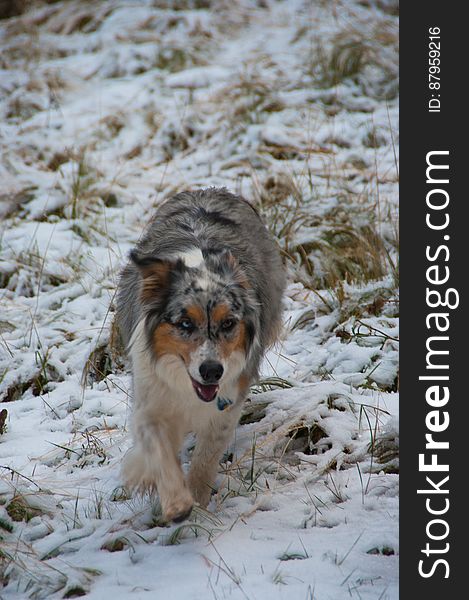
xmin=0 ymin=1 xmax=399 ymax=598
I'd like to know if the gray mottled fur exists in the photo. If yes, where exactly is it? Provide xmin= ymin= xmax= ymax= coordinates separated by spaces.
xmin=116 ymin=187 xmax=285 ymax=381
xmin=115 ymin=188 xmax=285 ymax=520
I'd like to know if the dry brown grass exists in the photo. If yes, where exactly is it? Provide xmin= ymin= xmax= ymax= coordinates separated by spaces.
xmin=250 ymin=167 xmax=397 ymax=292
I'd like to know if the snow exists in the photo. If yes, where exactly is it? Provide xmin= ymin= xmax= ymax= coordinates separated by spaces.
xmin=166 ymin=65 xmax=232 ymax=89
xmin=0 ymin=0 xmax=398 ymax=598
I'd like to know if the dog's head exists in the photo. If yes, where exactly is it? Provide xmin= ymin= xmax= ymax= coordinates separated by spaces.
xmin=130 ymin=247 xmax=259 ymax=403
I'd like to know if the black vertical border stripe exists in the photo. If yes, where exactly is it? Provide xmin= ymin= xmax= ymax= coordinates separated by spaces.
xmin=400 ymin=3 xmax=466 ymax=596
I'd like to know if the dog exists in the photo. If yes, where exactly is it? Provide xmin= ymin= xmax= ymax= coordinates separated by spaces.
xmin=116 ymin=188 xmax=285 ymax=523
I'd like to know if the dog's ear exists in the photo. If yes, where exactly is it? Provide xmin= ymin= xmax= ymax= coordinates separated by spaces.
xmin=218 ymin=250 xmax=249 ymax=289
xmin=130 ymin=251 xmax=184 ymax=304
xmin=130 ymin=250 xmax=169 ymax=278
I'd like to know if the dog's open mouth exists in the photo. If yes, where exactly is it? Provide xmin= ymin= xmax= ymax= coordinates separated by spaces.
xmin=190 ymin=377 xmax=219 ymax=402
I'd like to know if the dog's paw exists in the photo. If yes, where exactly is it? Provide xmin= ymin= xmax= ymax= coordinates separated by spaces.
xmin=188 ymin=477 xmax=213 ymax=509
xmin=171 ymin=505 xmax=193 ymax=523
xmin=122 ymin=449 xmax=157 ymax=493
xmin=163 ymin=491 xmax=194 ymax=523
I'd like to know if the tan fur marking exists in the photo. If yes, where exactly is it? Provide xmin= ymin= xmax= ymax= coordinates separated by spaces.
xmin=237 ymin=372 xmax=251 ymax=396
xmin=211 ymin=302 xmax=231 ymax=324
xmin=153 ymin=323 xmax=197 ymax=364
xmin=219 ymin=321 xmax=247 ymax=358
xmin=185 ymin=304 xmax=205 ymax=327
xmin=140 ymin=261 xmax=171 ymax=303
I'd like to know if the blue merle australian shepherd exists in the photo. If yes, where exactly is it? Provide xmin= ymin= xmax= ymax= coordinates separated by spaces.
xmin=116 ymin=188 xmax=285 ymax=523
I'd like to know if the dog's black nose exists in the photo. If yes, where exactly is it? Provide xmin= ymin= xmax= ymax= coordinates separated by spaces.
xmin=199 ymin=360 xmax=224 ymax=383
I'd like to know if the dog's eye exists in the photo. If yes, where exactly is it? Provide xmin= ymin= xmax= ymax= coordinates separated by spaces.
xmin=221 ymin=318 xmax=236 ymax=331
xmin=177 ymin=318 xmax=194 ymax=332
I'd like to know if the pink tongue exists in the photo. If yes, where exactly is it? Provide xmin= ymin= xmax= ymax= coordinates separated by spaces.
xmin=197 ymin=383 xmax=218 ymax=402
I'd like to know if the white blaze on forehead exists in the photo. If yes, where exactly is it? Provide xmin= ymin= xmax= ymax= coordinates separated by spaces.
xmin=177 ymin=247 xmax=204 ymax=268
xmin=195 ymin=271 xmax=212 ymax=291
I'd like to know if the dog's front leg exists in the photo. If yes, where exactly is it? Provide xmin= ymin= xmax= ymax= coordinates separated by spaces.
xmin=188 ymin=404 xmax=243 ymax=508
xmin=123 ymin=414 xmax=193 ymax=523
